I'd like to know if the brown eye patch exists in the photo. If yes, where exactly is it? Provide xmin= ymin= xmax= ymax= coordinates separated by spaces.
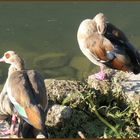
xmin=5 ymin=53 xmax=11 ymax=59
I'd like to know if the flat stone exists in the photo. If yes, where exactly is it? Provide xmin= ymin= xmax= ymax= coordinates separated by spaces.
xmin=121 ymin=72 xmax=140 ymax=103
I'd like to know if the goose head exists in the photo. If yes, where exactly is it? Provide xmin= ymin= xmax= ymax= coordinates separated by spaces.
xmin=94 ymin=13 xmax=107 ymax=35
xmin=0 ymin=51 xmax=25 ymax=71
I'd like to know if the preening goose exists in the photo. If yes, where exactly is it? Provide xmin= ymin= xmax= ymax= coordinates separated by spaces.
xmin=77 ymin=13 xmax=140 ymax=80
xmin=0 ymin=51 xmax=48 ymax=137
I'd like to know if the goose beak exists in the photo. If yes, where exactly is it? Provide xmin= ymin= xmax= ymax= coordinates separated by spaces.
xmin=0 ymin=57 xmax=5 ymax=62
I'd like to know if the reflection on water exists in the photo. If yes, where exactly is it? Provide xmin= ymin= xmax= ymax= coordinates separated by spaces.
xmin=0 ymin=2 xmax=140 ymax=84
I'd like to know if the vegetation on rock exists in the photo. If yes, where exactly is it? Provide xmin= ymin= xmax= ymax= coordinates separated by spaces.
xmin=45 ymin=69 xmax=140 ymax=138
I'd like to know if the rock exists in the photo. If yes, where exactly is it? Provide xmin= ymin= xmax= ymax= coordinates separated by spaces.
xmin=36 ymin=133 xmax=46 ymax=138
xmin=87 ymin=69 xmax=140 ymax=104
xmin=46 ymin=106 xmax=105 ymax=138
xmin=45 ymin=79 xmax=86 ymax=108
xmin=46 ymin=104 xmax=72 ymax=127
xmin=45 ymin=79 xmax=78 ymax=104
xmin=121 ymin=72 xmax=140 ymax=103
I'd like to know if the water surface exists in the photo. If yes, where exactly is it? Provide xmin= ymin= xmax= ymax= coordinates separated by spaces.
xmin=0 ymin=2 xmax=140 ymax=85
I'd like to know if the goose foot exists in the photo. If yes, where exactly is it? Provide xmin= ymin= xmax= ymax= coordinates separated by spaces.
xmin=0 ymin=114 xmax=18 ymax=135
xmin=0 ymin=127 xmax=18 ymax=135
xmin=94 ymin=71 xmax=106 ymax=80
xmin=89 ymin=71 xmax=106 ymax=80
xmin=89 ymin=65 xmax=106 ymax=80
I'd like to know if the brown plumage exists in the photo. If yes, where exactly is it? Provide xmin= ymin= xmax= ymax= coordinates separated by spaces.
xmin=8 ymin=70 xmax=46 ymax=130
xmin=77 ymin=13 xmax=140 ymax=80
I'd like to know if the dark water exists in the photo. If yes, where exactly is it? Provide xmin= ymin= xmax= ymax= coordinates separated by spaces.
xmin=0 ymin=2 xmax=140 ymax=85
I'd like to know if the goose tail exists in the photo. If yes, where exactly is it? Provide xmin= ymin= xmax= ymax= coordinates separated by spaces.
xmin=133 ymin=51 xmax=140 ymax=74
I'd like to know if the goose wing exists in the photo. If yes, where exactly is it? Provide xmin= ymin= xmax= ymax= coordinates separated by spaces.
xmin=27 ymin=70 xmax=48 ymax=113
xmin=7 ymin=70 xmax=45 ymax=130
xmin=104 ymin=22 xmax=140 ymax=73
xmin=84 ymin=32 xmax=131 ymax=71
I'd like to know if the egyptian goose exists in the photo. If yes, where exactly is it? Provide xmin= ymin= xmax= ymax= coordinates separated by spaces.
xmin=0 ymin=51 xmax=48 ymax=137
xmin=77 ymin=13 xmax=140 ymax=80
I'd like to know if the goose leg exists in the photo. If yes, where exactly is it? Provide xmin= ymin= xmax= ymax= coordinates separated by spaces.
xmin=89 ymin=65 xmax=106 ymax=80
xmin=94 ymin=66 xmax=106 ymax=80
xmin=10 ymin=114 xmax=18 ymax=134
xmin=0 ymin=114 xmax=18 ymax=135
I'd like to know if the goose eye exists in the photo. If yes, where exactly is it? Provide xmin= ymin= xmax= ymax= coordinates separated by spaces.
xmin=5 ymin=53 xmax=11 ymax=59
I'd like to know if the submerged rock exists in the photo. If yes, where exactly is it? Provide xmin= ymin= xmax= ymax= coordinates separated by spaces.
xmin=69 ymin=56 xmax=93 ymax=79
xmin=34 ymin=52 xmax=70 ymax=69
xmin=43 ymin=66 xmax=77 ymax=80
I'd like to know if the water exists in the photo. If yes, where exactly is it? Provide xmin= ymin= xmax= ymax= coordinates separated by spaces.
xmin=0 ymin=2 xmax=140 ymax=85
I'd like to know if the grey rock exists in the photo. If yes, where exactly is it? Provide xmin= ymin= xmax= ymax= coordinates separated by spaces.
xmin=46 ymin=104 xmax=72 ymax=127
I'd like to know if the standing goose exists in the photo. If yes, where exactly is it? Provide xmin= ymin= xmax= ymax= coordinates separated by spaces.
xmin=0 ymin=51 xmax=48 ymax=137
xmin=77 ymin=13 xmax=140 ymax=80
